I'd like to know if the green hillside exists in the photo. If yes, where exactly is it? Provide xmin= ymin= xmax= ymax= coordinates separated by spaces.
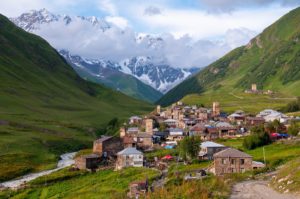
xmin=0 ymin=14 xmax=153 ymax=182
xmin=158 ymin=7 xmax=300 ymax=110
xmin=72 ymin=65 xmax=163 ymax=103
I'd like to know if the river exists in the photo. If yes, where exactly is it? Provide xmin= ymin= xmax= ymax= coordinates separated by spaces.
xmin=0 ymin=152 xmax=77 ymax=189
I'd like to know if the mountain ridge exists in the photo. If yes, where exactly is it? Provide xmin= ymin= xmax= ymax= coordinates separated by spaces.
xmin=158 ymin=7 xmax=300 ymax=107
xmin=10 ymin=9 xmax=200 ymax=94
xmin=0 ymin=13 xmax=152 ymax=180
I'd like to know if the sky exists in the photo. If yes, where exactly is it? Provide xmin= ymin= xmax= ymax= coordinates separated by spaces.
xmin=1 ymin=0 xmax=300 ymax=68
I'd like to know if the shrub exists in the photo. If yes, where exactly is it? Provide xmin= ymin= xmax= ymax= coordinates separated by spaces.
xmin=243 ymin=125 xmax=272 ymax=150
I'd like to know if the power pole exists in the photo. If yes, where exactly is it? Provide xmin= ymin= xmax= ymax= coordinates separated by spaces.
xmin=263 ymin=147 xmax=266 ymax=167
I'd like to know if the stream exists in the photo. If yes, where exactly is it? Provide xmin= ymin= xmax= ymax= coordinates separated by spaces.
xmin=0 ymin=152 xmax=77 ymax=189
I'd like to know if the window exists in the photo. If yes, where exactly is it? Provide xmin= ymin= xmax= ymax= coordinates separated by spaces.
xmin=231 ymin=159 xmax=235 ymax=165
xmin=240 ymin=159 xmax=245 ymax=165
xmin=240 ymin=168 xmax=245 ymax=173
xmin=222 ymin=159 xmax=226 ymax=164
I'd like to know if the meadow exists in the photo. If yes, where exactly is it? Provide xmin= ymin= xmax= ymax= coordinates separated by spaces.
xmin=0 ymin=167 xmax=160 ymax=199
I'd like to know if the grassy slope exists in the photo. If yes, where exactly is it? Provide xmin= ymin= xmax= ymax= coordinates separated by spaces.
xmin=0 ymin=167 xmax=159 ymax=199
xmin=158 ymin=7 xmax=300 ymax=109
xmin=0 ymin=14 xmax=153 ymax=182
xmin=72 ymin=64 xmax=163 ymax=103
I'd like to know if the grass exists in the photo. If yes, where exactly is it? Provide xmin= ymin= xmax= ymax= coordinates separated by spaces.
xmin=0 ymin=167 xmax=160 ymax=199
xmin=168 ymin=161 xmax=211 ymax=178
xmin=181 ymin=91 xmax=295 ymax=114
xmin=270 ymin=157 xmax=300 ymax=194
xmin=144 ymin=148 xmax=179 ymax=161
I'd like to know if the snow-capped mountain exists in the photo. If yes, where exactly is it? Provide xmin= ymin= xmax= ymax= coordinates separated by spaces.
xmin=11 ymin=9 xmax=199 ymax=93
xmin=120 ymin=57 xmax=193 ymax=93
xmin=60 ymin=50 xmax=196 ymax=93
xmin=11 ymin=8 xmax=110 ymax=32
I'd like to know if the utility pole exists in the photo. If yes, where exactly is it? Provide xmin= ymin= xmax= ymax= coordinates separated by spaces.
xmin=263 ymin=147 xmax=266 ymax=167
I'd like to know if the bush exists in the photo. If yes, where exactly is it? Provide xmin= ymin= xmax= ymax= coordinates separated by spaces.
xmin=288 ymin=120 xmax=300 ymax=136
xmin=243 ymin=125 xmax=272 ymax=150
xmin=281 ymin=97 xmax=300 ymax=112
xmin=178 ymin=136 xmax=201 ymax=160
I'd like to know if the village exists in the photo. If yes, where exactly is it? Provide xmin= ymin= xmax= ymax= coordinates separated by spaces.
xmin=73 ymin=100 xmax=299 ymax=198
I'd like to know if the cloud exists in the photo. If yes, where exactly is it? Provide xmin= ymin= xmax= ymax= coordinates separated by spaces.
xmin=97 ymin=0 xmax=117 ymax=15
xmin=144 ymin=6 xmax=162 ymax=16
xmin=32 ymin=16 xmax=255 ymax=68
xmin=199 ymin=0 xmax=300 ymax=12
xmin=129 ymin=5 xmax=292 ymax=40
xmin=105 ymin=16 xmax=128 ymax=29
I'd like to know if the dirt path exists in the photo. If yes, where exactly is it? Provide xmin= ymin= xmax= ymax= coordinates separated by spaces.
xmin=230 ymin=180 xmax=299 ymax=199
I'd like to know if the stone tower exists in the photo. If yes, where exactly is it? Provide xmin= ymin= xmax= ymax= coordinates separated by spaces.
xmin=120 ymin=127 xmax=126 ymax=138
xmin=212 ymin=102 xmax=220 ymax=116
xmin=251 ymin=84 xmax=257 ymax=91
xmin=156 ymin=105 xmax=161 ymax=115
xmin=145 ymin=119 xmax=153 ymax=135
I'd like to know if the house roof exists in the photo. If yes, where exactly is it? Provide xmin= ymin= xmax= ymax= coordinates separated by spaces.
xmin=201 ymin=141 xmax=225 ymax=148
xmin=94 ymin=136 xmax=113 ymax=143
xmin=80 ymin=154 xmax=101 ymax=159
xmin=246 ymin=117 xmax=265 ymax=121
xmin=168 ymin=128 xmax=183 ymax=132
xmin=137 ymin=133 xmax=152 ymax=138
xmin=214 ymin=122 xmax=233 ymax=128
xmin=128 ymin=127 xmax=139 ymax=132
xmin=228 ymin=113 xmax=243 ymax=118
xmin=164 ymin=119 xmax=178 ymax=123
xmin=130 ymin=116 xmax=142 ymax=120
xmin=213 ymin=148 xmax=252 ymax=158
xmin=117 ymin=147 xmax=142 ymax=155
xmin=190 ymin=123 xmax=206 ymax=131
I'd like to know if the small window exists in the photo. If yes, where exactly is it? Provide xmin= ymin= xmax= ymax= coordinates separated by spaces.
xmin=222 ymin=159 xmax=226 ymax=164
xmin=231 ymin=159 xmax=235 ymax=165
xmin=240 ymin=159 xmax=245 ymax=165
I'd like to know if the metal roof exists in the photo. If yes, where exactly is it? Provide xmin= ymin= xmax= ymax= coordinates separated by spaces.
xmin=201 ymin=141 xmax=225 ymax=148
xmin=117 ymin=147 xmax=142 ymax=155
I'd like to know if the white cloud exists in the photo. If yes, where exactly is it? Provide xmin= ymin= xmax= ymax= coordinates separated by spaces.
xmin=199 ymin=0 xmax=300 ymax=12
xmin=129 ymin=5 xmax=292 ymax=39
xmin=105 ymin=16 xmax=128 ymax=29
xmin=32 ymin=16 xmax=253 ymax=68
xmin=144 ymin=6 xmax=162 ymax=16
xmin=97 ymin=0 xmax=117 ymax=16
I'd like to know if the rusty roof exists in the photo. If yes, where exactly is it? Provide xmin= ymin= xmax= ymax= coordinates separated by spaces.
xmin=214 ymin=148 xmax=252 ymax=158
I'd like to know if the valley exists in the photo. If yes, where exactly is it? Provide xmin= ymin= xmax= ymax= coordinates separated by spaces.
xmin=0 ymin=3 xmax=300 ymax=199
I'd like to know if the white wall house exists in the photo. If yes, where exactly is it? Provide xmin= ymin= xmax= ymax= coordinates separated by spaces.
xmin=115 ymin=148 xmax=143 ymax=170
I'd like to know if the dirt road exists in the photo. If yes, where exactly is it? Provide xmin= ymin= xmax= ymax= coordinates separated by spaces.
xmin=230 ymin=180 xmax=299 ymax=199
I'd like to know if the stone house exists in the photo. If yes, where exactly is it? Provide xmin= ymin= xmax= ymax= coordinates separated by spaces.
xmin=93 ymin=136 xmax=123 ymax=157
xmin=123 ymin=135 xmax=137 ymax=148
xmin=198 ymin=141 xmax=227 ymax=160
xmin=137 ymin=133 xmax=153 ymax=149
xmin=212 ymin=148 xmax=252 ymax=175
xmin=129 ymin=116 xmax=142 ymax=125
xmin=75 ymin=154 xmax=101 ymax=170
xmin=189 ymin=123 xmax=206 ymax=136
xmin=115 ymin=147 xmax=143 ymax=170
xmin=167 ymin=128 xmax=184 ymax=141
xmin=127 ymin=127 xmax=140 ymax=135
xmin=245 ymin=117 xmax=265 ymax=126
xmin=164 ymin=119 xmax=178 ymax=128
xmin=127 ymin=180 xmax=148 ymax=198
